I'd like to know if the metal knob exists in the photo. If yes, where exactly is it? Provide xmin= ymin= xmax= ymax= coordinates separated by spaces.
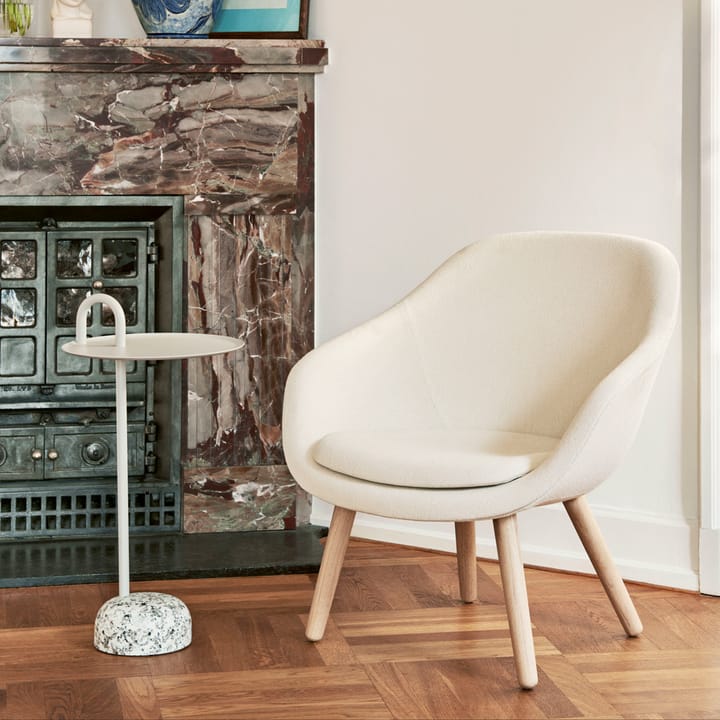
xmin=82 ymin=440 xmax=110 ymax=466
xmin=31 ymin=449 xmax=42 ymax=461
xmin=92 ymin=280 xmax=104 ymax=290
xmin=47 ymin=449 xmax=59 ymax=461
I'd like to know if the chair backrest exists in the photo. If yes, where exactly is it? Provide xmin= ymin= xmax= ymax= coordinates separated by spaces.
xmin=401 ymin=232 xmax=679 ymax=439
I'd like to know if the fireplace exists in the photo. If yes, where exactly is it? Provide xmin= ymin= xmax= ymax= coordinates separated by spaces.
xmin=0 ymin=38 xmax=327 ymax=579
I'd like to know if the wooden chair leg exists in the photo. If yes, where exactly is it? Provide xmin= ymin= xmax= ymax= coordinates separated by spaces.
xmin=564 ymin=495 xmax=643 ymax=637
xmin=305 ymin=506 xmax=356 ymax=642
xmin=493 ymin=514 xmax=538 ymax=690
xmin=455 ymin=521 xmax=478 ymax=602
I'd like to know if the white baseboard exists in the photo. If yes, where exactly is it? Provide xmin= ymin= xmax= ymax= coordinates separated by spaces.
xmin=700 ymin=527 xmax=720 ymax=595
xmin=311 ymin=500 xmax=699 ymax=591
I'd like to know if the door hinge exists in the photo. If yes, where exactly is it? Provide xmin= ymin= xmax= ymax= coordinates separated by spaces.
xmin=145 ymin=452 xmax=157 ymax=474
xmin=147 ymin=245 xmax=158 ymax=264
xmin=145 ymin=422 xmax=157 ymax=442
xmin=144 ymin=421 xmax=157 ymax=473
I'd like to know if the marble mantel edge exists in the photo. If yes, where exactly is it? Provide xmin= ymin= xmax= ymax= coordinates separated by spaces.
xmin=0 ymin=37 xmax=328 ymax=73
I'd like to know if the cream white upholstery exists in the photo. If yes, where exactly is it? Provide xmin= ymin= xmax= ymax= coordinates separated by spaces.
xmin=283 ymin=231 xmax=680 ymax=689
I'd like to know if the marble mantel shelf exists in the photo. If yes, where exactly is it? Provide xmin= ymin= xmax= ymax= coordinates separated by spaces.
xmin=0 ymin=37 xmax=328 ymax=73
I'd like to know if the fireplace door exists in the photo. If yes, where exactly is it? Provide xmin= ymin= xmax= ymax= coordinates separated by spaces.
xmin=1 ymin=227 xmax=151 ymax=387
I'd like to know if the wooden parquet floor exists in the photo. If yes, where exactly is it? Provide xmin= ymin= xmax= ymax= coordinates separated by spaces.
xmin=0 ymin=538 xmax=719 ymax=719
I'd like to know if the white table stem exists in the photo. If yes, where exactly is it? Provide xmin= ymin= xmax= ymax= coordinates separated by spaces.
xmin=115 ymin=358 xmax=130 ymax=598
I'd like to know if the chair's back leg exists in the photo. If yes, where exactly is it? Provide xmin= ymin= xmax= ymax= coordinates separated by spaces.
xmin=455 ymin=521 xmax=478 ymax=602
xmin=306 ymin=506 xmax=356 ymax=642
xmin=564 ymin=495 xmax=643 ymax=637
xmin=493 ymin=514 xmax=538 ymax=690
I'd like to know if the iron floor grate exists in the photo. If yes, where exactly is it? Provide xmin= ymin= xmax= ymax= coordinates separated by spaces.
xmin=0 ymin=484 xmax=181 ymax=539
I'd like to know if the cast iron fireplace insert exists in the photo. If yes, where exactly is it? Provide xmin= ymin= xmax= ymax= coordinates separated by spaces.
xmin=0 ymin=196 xmax=184 ymax=541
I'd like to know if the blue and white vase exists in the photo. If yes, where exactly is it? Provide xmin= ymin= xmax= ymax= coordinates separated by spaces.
xmin=131 ymin=0 xmax=222 ymax=38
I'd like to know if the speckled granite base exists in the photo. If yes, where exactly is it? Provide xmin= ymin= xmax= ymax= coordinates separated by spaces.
xmin=94 ymin=591 xmax=192 ymax=656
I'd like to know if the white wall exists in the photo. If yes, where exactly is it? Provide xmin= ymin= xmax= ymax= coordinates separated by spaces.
xmin=309 ymin=0 xmax=701 ymax=590
xmin=29 ymin=0 xmax=144 ymax=37
xmin=33 ymin=1 xmax=699 ymax=588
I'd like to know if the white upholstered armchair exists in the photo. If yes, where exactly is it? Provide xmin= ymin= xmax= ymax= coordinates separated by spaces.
xmin=282 ymin=232 xmax=680 ymax=689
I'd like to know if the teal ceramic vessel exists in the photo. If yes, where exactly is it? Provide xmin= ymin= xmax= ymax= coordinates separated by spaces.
xmin=131 ymin=0 xmax=222 ymax=38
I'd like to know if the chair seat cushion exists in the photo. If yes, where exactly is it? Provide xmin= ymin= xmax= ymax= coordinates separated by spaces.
xmin=312 ymin=429 xmax=558 ymax=490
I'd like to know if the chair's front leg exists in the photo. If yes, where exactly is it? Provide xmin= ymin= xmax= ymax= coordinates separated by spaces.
xmin=493 ymin=514 xmax=538 ymax=690
xmin=564 ymin=495 xmax=642 ymax=637
xmin=306 ymin=506 xmax=356 ymax=642
xmin=455 ymin=521 xmax=478 ymax=602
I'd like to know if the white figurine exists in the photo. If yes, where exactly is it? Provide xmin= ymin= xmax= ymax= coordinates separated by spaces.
xmin=51 ymin=0 xmax=93 ymax=38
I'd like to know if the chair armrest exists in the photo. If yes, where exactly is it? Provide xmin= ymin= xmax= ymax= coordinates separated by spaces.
xmin=532 ymin=332 xmax=673 ymax=506
xmin=283 ymin=300 xmax=441 ymax=466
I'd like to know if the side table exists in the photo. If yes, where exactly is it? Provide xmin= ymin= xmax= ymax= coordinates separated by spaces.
xmin=62 ymin=293 xmax=243 ymax=656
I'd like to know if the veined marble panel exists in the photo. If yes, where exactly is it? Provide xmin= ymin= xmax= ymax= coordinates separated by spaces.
xmin=184 ymin=465 xmax=311 ymax=533
xmin=0 ymin=71 xmax=300 ymax=209
xmin=184 ymin=211 xmax=313 ymax=470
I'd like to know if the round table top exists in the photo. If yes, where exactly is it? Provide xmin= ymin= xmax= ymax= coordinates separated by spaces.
xmin=62 ymin=332 xmax=243 ymax=361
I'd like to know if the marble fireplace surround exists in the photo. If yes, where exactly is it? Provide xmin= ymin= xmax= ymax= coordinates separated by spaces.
xmin=0 ymin=38 xmax=327 ymax=552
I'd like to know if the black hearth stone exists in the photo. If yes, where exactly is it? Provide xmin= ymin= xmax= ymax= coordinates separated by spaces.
xmin=0 ymin=527 xmax=325 ymax=588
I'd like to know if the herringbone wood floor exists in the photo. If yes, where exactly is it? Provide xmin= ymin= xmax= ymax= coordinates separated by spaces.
xmin=0 ymin=538 xmax=718 ymax=719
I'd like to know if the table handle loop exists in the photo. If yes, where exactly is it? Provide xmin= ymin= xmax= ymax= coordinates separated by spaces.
xmin=75 ymin=293 xmax=126 ymax=349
